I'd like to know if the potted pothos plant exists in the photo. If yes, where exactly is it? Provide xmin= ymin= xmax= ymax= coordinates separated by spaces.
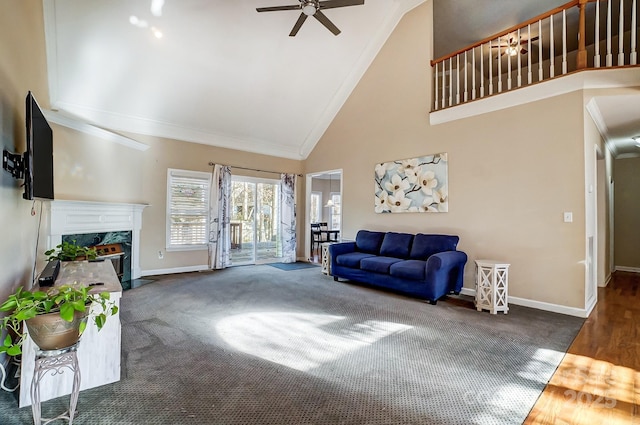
xmin=0 ymin=284 xmax=117 ymax=356
xmin=44 ymin=240 xmax=98 ymax=262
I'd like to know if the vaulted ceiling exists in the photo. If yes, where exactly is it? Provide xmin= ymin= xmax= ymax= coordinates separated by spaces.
xmin=43 ymin=0 xmax=639 ymax=159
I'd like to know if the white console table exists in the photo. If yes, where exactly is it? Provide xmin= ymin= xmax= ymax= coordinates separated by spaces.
xmin=19 ymin=261 xmax=122 ymax=407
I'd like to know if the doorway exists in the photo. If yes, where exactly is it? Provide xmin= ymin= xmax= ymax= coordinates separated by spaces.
xmin=230 ymin=177 xmax=281 ymax=265
xmin=306 ymin=170 xmax=342 ymax=263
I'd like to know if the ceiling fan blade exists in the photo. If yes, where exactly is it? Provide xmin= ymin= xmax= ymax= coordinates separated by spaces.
xmin=257 ymin=5 xmax=301 ymax=12
xmin=289 ymin=13 xmax=308 ymax=36
xmin=521 ymin=48 xmax=528 ymax=54
xmin=319 ymin=0 xmax=365 ymax=10
xmin=314 ymin=10 xmax=341 ymax=35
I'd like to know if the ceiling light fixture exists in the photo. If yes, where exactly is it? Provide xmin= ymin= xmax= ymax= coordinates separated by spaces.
xmin=325 ymin=173 xmax=334 ymax=207
xmin=506 ymin=46 xmax=519 ymax=56
xmin=302 ymin=1 xmax=318 ymax=16
xmin=633 ymin=136 xmax=640 ymax=147
xmin=150 ymin=0 xmax=165 ymax=17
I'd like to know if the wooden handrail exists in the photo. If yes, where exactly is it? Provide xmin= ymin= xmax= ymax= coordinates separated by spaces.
xmin=431 ymin=0 xmax=580 ymax=66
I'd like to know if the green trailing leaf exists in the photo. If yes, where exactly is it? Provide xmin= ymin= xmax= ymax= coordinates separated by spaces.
xmin=79 ymin=320 xmax=87 ymax=335
xmin=0 ymin=299 xmax=17 ymax=311
xmin=59 ymin=303 xmax=75 ymax=322
xmin=3 ymin=334 xmax=12 ymax=347
xmin=95 ymin=314 xmax=105 ymax=330
xmin=99 ymin=292 xmax=110 ymax=300
xmin=71 ymin=299 xmax=86 ymax=312
xmin=6 ymin=345 xmax=21 ymax=357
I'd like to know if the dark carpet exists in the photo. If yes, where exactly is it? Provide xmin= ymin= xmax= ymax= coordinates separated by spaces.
xmin=0 ymin=266 xmax=584 ymax=424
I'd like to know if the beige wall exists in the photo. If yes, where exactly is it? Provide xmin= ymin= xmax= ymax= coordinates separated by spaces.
xmin=614 ymin=157 xmax=640 ymax=270
xmin=0 ymin=1 xmax=50 ymax=305
xmin=306 ymin=1 xmax=589 ymax=309
xmin=131 ymin=134 xmax=303 ymax=272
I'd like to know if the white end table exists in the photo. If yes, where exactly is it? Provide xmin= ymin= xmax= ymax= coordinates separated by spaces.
xmin=475 ymin=260 xmax=510 ymax=314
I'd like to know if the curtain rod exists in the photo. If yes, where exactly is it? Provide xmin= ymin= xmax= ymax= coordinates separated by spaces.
xmin=208 ymin=162 xmax=302 ymax=177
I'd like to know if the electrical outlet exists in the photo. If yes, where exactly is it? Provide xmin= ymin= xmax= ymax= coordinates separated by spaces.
xmin=563 ymin=212 xmax=573 ymax=223
xmin=158 ymin=250 xmax=164 ymax=259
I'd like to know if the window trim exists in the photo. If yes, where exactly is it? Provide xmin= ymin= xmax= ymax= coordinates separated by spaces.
xmin=166 ymin=168 xmax=211 ymax=251
xmin=310 ymin=191 xmax=322 ymax=224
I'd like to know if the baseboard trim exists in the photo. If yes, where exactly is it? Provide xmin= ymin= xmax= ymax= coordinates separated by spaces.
xmin=614 ymin=266 xmax=640 ymax=273
xmin=599 ymin=274 xmax=612 ymax=287
xmin=459 ymin=288 xmax=588 ymax=318
xmin=140 ymin=265 xmax=210 ymax=277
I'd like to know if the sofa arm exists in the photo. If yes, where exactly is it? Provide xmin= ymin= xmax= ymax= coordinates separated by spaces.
xmin=425 ymin=250 xmax=468 ymax=294
xmin=328 ymin=242 xmax=356 ymax=258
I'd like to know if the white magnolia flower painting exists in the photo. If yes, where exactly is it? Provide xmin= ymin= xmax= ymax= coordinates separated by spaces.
xmin=374 ymin=153 xmax=448 ymax=213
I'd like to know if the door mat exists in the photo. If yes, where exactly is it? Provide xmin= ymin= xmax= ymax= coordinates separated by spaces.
xmin=267 ymin=262 xmax=319 ymax=271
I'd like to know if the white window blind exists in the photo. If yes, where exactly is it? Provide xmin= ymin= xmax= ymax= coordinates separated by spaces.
xmin=167 ymin=169 xmax=210 ymax=249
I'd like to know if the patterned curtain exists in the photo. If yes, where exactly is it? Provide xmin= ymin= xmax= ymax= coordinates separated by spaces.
xmin=280 ymin=173 xmax=297 ymax=263
xmin=209 ymin=165 xmax=232 ymax=269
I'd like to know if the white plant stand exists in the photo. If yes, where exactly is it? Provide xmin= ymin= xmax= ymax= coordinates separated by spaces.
xmin=475 ymin=260 xmax=510 ymax=314
xmin=321 ymin=242 xmax=334 ymax=275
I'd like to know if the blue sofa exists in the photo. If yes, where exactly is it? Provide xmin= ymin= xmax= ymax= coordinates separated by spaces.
xmin=329 ymin=230 xmax=467 ymax=304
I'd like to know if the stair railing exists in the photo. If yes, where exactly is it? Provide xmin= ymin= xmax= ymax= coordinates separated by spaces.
xmin=431 ymin=0 xmax=639 ymax=111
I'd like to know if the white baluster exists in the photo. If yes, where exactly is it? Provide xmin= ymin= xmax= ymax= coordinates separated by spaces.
xmin=507 ymin=36 xmax=512 ymax=90
xmin=550 ymin=14 xmax=555 ymax=78
xmin=498 ymin=39 xmax=503 ymax=92
xmin=456 ymin=54 xmax=460 ymax=104
xmin=632 ymin=0 xmax=637 ymax=64
xmin=489 ymin=40 xmax=493 ymax=95
xmin=480 ymin=44 xmax=485 ymax=97
xmin=595 ymin=0 xmax=601 ymax=67
xmin=517 ymin=28 xmax=522 ymax=87
xmin=562 ymin=9 xmax=568 ymax=74
xmin=434 ymin=64 xmax=438 ymax=110
xmin=449 ymin=58 xmax=453 ymax=107
xmin=442 ymin=61 xmax=447 ymax=109
xmin=607 ymin=0 xmax=613 ymax=66
xmin=619 ymin=0 xmax=625 ymax=65
xmin=464 ymin=51 xmax=468 ymax=102
xmin=538 ymin=20 xmax=544 ymax=81
xmin=472 ymin=48 xmax=476 ymax=100
xmin=527 ymin=25 xmax=532 ymax=84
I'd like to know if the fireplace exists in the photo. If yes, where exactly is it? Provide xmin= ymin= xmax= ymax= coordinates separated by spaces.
xmin=47 ymin=200 xmax=148 ymax=281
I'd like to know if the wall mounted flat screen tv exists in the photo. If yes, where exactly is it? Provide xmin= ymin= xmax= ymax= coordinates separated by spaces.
xmin=24 ymin=91 xmax=54 ymax=200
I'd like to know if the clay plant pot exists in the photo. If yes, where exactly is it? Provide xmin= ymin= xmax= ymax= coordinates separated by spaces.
xmin=25 ymin=310 xmax=89 ymax=351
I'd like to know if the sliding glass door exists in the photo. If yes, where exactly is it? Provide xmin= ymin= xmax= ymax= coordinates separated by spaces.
xmin=230 ymin=177 xmax=281 ymax=265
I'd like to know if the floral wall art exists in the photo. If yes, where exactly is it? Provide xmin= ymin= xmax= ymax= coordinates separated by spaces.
xmin=374 ymin=153 xmax=448 ymax=213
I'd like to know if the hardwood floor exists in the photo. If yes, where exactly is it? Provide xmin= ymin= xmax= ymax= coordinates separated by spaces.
xmin=525 ymin=271 xmax=640 ymax=424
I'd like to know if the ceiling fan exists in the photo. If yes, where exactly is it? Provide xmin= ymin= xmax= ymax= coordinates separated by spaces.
xmin=492 ymin=34 xmax=539 ymax=57
xmin=257 ymin=0 xmax=365 ymax=37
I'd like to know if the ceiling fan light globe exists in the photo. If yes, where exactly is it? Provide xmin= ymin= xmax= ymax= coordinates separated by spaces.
xmin=302 ymin=4 xmax=317 ymax=16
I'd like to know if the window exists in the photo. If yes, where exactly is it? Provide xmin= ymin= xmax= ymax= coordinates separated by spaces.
xmin=310 ymin=192 xmax=322 ymax=224
xmin=167 ymin=169 xmax=211 ymax=250
xmin=330 ymin=192 xmax=341 ymax=230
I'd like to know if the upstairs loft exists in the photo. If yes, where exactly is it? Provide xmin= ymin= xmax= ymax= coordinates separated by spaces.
xmin=430 ymin=0 xmax=640 ymax=127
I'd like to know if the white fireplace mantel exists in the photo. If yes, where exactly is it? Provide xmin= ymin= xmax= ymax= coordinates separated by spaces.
xmin=47 ymin=200 xmax=148 ymax=279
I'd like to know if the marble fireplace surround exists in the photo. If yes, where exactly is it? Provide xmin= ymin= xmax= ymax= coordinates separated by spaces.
xmin=47 ymin=200 xmax=148 ymax=279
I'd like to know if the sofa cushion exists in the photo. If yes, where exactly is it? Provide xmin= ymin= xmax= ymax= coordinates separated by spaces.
xmin=379 ymin=232 xmax=414 ymax=259
xmin=335 ymin=252 xmax=376 ymax=268
xmin=360 ymin=256 xmax=402 ymax=274
xmin=355 ymin=230 xmax=385 ymax=254
xmin=410 ymin=234 xmax=459 ymax=260
xmin=390 ymin=260 xmax=427 ymax=281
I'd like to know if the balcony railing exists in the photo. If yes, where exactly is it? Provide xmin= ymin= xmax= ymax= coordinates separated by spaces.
xmin=431 ymin=0 xmax=639 ymax=111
